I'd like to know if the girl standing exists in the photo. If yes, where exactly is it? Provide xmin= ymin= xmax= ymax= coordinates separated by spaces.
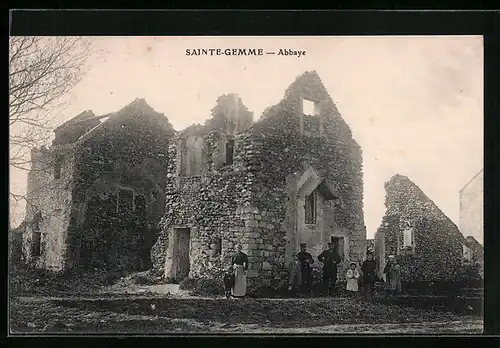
xmin=346 ymin=262 xmax=360 ymax=297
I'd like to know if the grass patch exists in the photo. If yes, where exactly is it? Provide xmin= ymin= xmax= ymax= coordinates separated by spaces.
xmin=190 ymin=278 xmax=224 ymax=296
xmin=178 ymin=277 xmax=198 ymax=291
xmin=9 ymin=264 xmax=127 ymax=297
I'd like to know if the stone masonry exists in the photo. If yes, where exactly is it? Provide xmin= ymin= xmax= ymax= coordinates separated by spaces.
xmin=153 ymin=71 xmax=366 ymax=289
xmin=374 ymin=174 xmax=478 ymax=283
xmin=22 ymin=99 xmax=175 ymax=272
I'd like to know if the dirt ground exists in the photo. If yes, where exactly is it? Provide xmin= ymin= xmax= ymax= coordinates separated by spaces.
xmin=9 ymin=294 xmax=483 ymax=334
xmin=8 ymin=269 xmax=483 ymax=334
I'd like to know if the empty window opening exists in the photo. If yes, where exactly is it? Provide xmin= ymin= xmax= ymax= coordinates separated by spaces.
xmin=403 ymin=228 xmax=413 ymax=248
xmin=302 ymin=98 xmax=318 ymax=116
xmin=54 ymin=155 xmax=63 ymax=179
xmin=225 ymin=139 xmax=235 ymax=165
xmin=400 ymin=226 xmax=415 ymax=253
xmin=305 ymin=192 xmax=317 ymax=224
xmin=463 ymin=244 xmax=473 ymax=262
xmin=31 ymin=212 xmax=42 ymax=257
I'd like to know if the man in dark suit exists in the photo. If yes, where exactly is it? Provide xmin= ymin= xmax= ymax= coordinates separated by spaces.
xmin=297 ymin=243 xmax=314 ymax=295
xmin=318 ymin=242 xmax=342 ymax=296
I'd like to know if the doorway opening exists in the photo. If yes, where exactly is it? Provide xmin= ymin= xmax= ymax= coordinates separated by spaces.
xmin=173 ymin=228 xmax=191 ymax=280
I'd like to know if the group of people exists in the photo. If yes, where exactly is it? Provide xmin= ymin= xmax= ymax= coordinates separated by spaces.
xmin=288 ymin=243 xmax=402 ymax=299
xmin=288 ymin=242 xmax=342 ymax=296
xmin=222 ymin=243 xmax=402 ymax=299
xmin=288 ymin=242 xmax=377 ymax=299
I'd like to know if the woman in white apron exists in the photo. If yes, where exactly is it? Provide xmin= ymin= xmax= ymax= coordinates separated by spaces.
xmin=231 ymin=244 xmax=248 ymax=298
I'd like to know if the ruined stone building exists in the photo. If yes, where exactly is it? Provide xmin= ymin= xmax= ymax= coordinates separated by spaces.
xmin=22 ymin=99 xmax=175 ymax=272
xmin=152 ymin=71 xmax=366 ymax=288
xmin=374 ymin=175 xmax=481 ymax=283
xmin=459 ymin=169 xmax=483 ymax=245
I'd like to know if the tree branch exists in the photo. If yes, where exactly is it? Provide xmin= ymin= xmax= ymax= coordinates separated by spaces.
xmin=9 ymin=36 xmax=96 ymax=224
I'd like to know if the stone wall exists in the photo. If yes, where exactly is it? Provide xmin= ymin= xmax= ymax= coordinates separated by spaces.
xmin=375 ymin=175 xmax=468 ymax=283
xmin=154 ymin=71 xmax=366 ymax=288
xmin=22 ymin=143 xmax=77 ymax=271
xmin=155 ymin=130 xmax=246 ymax=280
xmin=237 ymin=71 xmax=366 ymax=282
xmin=22 ymin=99 xmax=175 ymax=273
xmin=69 ymin=99 xmax=175 ymax=271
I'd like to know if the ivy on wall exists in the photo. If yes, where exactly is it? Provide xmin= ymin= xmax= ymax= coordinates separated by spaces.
xmin=376 ymin=175 xmax=479 ymax=283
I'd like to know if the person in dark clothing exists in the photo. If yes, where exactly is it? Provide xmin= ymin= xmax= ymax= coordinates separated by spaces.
xmin=318 ymin=242 xmax=342 ymax=295
xmin=223 ymin=266 xmax=235 ymax=299
xmin=297 ymin=243 xmax=314 ymax=295
xmin=361 ymin=252 xmax=377 ymax=301
xmin=288 ymin=253 xmax=302 ymax=296
xmin=383 ymin=255 xmax=401 ymax=297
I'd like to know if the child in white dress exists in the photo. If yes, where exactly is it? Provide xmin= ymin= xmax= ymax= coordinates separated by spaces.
xmin=346 ymin=262 xmax=360 ymax=297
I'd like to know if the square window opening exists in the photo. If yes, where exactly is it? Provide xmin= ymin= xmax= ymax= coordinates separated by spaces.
xmin=302 ymin=98 xmax=318 ymax=116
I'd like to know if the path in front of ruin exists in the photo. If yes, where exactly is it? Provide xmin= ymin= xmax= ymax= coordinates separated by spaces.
xmin=10 ymin=284 xmax=483 ymax=334
xmin=12 ymin=282 xmax=485 ymax=302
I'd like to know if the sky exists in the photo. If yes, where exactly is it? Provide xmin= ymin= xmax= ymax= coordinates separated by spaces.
xmin=9 ymin=36 xmax=484 ymax=241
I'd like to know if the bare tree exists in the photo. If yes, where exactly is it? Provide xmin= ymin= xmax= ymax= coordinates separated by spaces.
xmin=9 ymin=36 xmax=93 ymax=225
